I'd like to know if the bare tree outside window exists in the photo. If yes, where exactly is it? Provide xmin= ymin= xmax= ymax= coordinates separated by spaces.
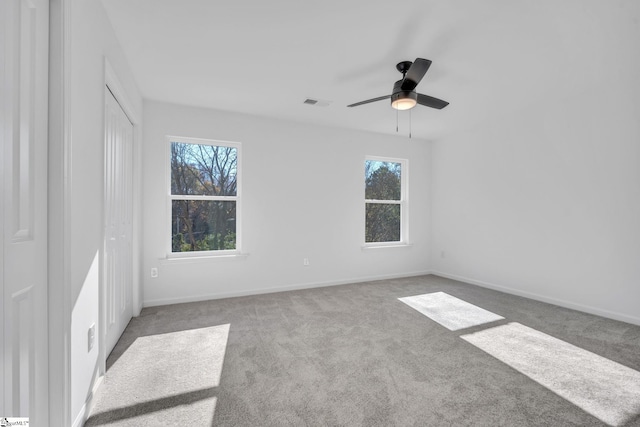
xmin=170 ymin=141 xmax=238 ymax=252
xmin=365 ymin=159 xmax=403 ymax=243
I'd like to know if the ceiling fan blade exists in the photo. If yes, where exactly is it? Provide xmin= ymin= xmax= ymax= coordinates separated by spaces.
xmin=347 ymin=95 xmax=391 ymax=108
xmin=417 ymin=93 xmax=449 ymax=109
xmin=401 ymin=58 xmax=432 ymax=91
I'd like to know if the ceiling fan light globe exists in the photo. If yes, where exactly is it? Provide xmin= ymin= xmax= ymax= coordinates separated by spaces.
xmin=391 ymin=90 xmax=418 ymax=110
xmin=392 ymin=98 xmax=417 ymax=110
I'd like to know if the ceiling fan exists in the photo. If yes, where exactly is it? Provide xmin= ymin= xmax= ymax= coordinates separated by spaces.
xmin=347 ymin=58 xmax=449 ymax=111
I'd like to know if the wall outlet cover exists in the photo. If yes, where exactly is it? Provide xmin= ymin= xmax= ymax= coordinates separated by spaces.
xmin=88 ymin=323 xmax=96 ymax=352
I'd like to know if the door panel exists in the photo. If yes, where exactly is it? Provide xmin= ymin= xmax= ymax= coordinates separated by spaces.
xmin=104 ymin=88 xmax=134 ymax=356
xmin=1 ymin=0 xmax=49 ymax=423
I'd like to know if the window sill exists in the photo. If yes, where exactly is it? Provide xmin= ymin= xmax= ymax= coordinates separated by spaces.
xmin=161 ymin=252 xmax=249 ymax=264
xmin=361 ymin=243 xmax=413 ymax=251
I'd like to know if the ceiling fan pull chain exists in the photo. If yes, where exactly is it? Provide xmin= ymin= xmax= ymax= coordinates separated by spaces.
xmin=409 ymin=109 xmax=412 ymax=138
xmin=396 ymin=108 xmax=398 ymax=132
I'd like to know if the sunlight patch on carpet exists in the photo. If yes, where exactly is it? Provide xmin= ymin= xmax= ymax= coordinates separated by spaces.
xmin=461 ymin=322 xmax=640 ymax=426
xmin=93 ymin=324 xmax=230 ymax=424
xmin=109 ymin=324 xmax=230 ymax=404
xmin=398 ymin=291 xmax=504 ymax=331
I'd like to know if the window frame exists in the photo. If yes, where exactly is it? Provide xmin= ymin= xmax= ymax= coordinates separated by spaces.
xmin=364 ymin=155 xmax=409 ymax=247
xmin=166 ymin=135 xmax=242 ymax=258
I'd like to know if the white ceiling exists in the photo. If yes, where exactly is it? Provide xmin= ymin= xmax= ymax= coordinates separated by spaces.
xmin=100 ymin=0 xmax=614 ymax=140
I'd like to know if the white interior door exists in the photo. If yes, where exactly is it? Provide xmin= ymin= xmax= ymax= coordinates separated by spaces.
xmin=104 ymin=88 xmax=134 ymax=356
xmin=1 ymin=0 xmax=49 ymax=423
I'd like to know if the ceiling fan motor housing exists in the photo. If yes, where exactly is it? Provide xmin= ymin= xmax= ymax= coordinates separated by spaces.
xmin=396 ymin=61 xmax=414 ymax=74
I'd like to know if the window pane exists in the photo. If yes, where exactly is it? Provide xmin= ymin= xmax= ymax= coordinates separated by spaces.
xmin=171 ymin=142 xmax=237 ymax=196
xmin=365 ymin=203 xmax=400 ymax=242
xmin=172 ymin=200 xmax=236 ymax=252
xmin=365 ymin=160 xmax=401 ymax=200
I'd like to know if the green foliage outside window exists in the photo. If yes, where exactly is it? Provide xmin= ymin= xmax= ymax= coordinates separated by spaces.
xmin=365 ymin=160 xmax=402 ymax=243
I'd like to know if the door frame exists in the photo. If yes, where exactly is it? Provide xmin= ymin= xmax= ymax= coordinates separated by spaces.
xmin=1 ymin=0 xmax=6 ymax=413
xmin=48 ymin=0 xmax=72 ymax=425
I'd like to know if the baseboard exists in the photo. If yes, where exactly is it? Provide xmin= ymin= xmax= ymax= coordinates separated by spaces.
xmin=71 ymin=374 xmax=104 ymax=427
xmin=430 ymin=270 xmax=640 ymax=327
xmin=134 ymin=301 xmax=143 ymax=317
xmin=143 ymin=270 xmax=432 ymax=308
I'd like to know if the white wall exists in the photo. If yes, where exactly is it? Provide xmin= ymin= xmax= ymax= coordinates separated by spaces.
xmin=142 ymin=101 xmax=431 ymax=306
xmin=68 ymin=0 xmax=142 ymax=423
xmin=430 ymin=2 xmax=640 ymax=325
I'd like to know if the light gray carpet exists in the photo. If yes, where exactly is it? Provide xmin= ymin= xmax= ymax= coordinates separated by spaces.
xmin=85 ymin=274 xmax=640 ymax=426
xmin=462 ymin=322 xmax=640 ymax=426
xmin=87 ymin=325 xmax=229 ymax=425
xmin=398 ymin=291 xmax=504 ymax=330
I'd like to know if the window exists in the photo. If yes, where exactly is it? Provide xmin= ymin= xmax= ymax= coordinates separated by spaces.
xmin=169 ymin=137 xmax=240 ymax=254
xmin=364 ymin=157 xmax=407 ymax=244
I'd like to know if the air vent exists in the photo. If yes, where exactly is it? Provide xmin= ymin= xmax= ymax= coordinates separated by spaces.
xmin=303 ymin=98 xmax=332 ymax=107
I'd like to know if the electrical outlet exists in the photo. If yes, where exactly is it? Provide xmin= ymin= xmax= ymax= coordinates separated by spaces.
xmin=88 ymin=323 xmax=95 ymax=352
xmin=151 ymin=267 xmax=158 ymax=278
xmin=303 ymin=258 xmax=310 ymax=266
